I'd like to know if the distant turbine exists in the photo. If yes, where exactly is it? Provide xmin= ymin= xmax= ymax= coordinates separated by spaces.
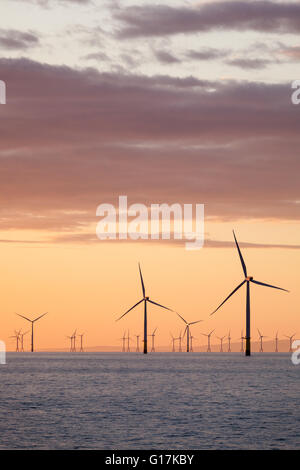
xmin=177 ymin=330 xmax=183 ymax=352
xmin=284 ymin=333 xmax=296 ymax=352
xmin=135 ymin=334 xmax=140 ymax=352
xmin=73 ymin=330 xmax=77 ymax=352
xmin=16 ymin=312 xmax=48 ymax=352
xmin=217 ymin=335 xmax=226 ymax=352
xmin=176 ymin=313 xmax=202 ymax=352
xmin=116 ymin=263 xmax=173 ymax=354
xmin=148 ymin=327 xmax=158 ymax=352
xmin=211 ymin=230 xmax=289 ymax=356
xmin=274 ymin=331 xmax=279 ymax=353
xmin=202 ymin=329 xmax=215 ymax=352
xmin=20 ymin=330 xmax=29 ymax=352
xmin=126 ymin=330 xmax=131 ymax=352
xmin=10 ymin=330 xmax=21 ymax=352
xmin=189 ymin=332 xmax=196 ymax=352
xmin=119 ymin=331 xmax=126 ymax=352
xmin=170 ymin=333 xmax=176 ymax=352
xmin=227 ymin=330 xmax=232 ymax=352
xmin=78 ymin=333 xmax=84 ymax=352
xmin=67 ymin=329 xmax=76 ymax=352
xmin=257 ymin=329 xmax=268 ymax=353
xmin=240 ymin=330 xmax=244 ymax=353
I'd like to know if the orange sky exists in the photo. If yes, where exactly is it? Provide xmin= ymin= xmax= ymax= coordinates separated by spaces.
xmin=2 ymin=223 xmax=299 ymax=351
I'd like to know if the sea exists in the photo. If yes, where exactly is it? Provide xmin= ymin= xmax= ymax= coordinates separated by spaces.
xmin=0 ymin=352 xmax=299 ymax=450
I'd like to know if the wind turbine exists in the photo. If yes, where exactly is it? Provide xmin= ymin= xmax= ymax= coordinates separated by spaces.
xmin=176 ymin=313 xmax=202 ymax=352
xmin=119 ymin=331 xmax=126 ymax=352
xmin=274 ymin=331 xmax=279 ymax=352
xmin=217 ymin=335 xmax=226 ymax=352
xmin=78 ymin=333 xmax=84 ymax=352
xmin=20 ymin=330 xmax=29 ymax=352
xmin=284 ymin=333 xmax=296 ymax=352
xmin=170 ymin=333 xmax=176 ymax=352
xmin=211 ymin=230 xmax=289 ymax=356
xmin=10 ymin=330 xmax=21 ymax=352
xmin=227 ymin=330 xmax=232 ymax=352
xmin=177 ymin=330 xmax=183 ymax=352
xmin=240 ymin=330 xmax=244 ymax=353
xmin=148 ymin=327 xmax=157 ymax=352
xmin=126 ymin=330 xmax=131 ymax=352
xmin=73 ymin=330 xmax=77 ymax=352
xmin=116 ymin=263 xmax=173 ymax=354
xmin=16 ymin=312 xmax=48 ymax=352
xmin=189 ymin=332 xmax=196 ymax=352
xmin=257 ymin=329 xmax=267 ymax=353
xmin=135 ymin=334 xmax=140 ymax=352
xmin=202 ymin=329 xmax=215 ymax=352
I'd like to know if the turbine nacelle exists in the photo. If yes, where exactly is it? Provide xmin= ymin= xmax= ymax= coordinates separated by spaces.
xmin=245 ymin=276 xmax=253 ymax=281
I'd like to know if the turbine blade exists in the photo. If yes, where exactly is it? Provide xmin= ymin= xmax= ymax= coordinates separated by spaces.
xmin=153 ymin=327 xmax=158 ymax=334
xmin=209 ymin=329 xmax=215 ymax=336
xmin=148 ymin=299 xmax=173 ymax=311
xmin=257 ymin=328 xmax=262 ymax=337
xmin=182 ymin=326 xmax=188 ymax=338
xmin=176 ymin=312 xmax=188 ymax=324
xmin=116 ymin=299 xmax=143 ymax=321
xmin=189 ymin=320 xmax=202 ymax=326
xmin=211 ymin=280 xmax=246 ymax=315
xmin=251 ymin=279 xmax=289 ymax=292
xmin=15 ymin=313 xmax=32 ymax=322
xmin=138 ymin=263 xmax=145 ymax=297
xmin=33 ymin=312 xmax=48 ymax=322
xmin=233 ymin=230 xmax=247 ymax=277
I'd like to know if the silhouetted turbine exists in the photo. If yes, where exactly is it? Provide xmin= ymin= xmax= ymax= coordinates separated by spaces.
xmin=16 ymin=312 xmax=48 ymax=352
xmin=275 ymin=331 xmax=279 ymax=352
xmin=257 ymin=329 xmax=268 ymax=353
xmin=10 ymin=330 xmax=21 ymax=352
xmin=116 ymin=263 xmax=173 ymax=354
xmin=148 ymin=327 xmax=157 ymax=352
xmin=170 ymin=332 xmax=176 ymax=352
xmin=217 ymin=335 xmax=226 ymax=352
xmin=202 ymin=329 xmax=215 ymax=352
xmin=284 ymin=333 xmax=296 ymax=352
xmin=189 ymin=332 xmax=196 ymax=352
xmin=135 ymin=334 xmax=140 ymax=352
xmin=78 ymin=333 xmax=84 ymax=352
xmin=20 ymin=330 xmax=29 ymax=352
xmin=176 ymin=313 xmax=202 ymax=352
xmin=211 ymin=230 xmax=289 ymax=356
xmin=227 ymin=330 xmax=232 ymax=352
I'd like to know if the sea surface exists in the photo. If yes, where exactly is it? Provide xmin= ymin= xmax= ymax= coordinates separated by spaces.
xmin=0 ymin=352 xmax=299 ymax=449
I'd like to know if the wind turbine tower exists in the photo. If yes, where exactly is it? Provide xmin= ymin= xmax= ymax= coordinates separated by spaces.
xmin=284 ymin=333 xmax=296 ymax=352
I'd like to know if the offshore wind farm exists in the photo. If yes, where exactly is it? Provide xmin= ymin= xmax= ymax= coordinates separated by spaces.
xmin=1 ymin=0 xmax=300 ymax=452
xmin=8 ymin=232 xmax=296 ymax=354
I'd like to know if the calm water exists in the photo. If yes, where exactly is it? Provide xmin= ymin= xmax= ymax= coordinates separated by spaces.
xmin=0 ymin=352 xmax=299 ymax=449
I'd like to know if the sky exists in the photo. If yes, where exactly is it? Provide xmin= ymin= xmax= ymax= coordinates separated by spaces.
xmin=0 ymin=0 xmax=299 ymax=351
